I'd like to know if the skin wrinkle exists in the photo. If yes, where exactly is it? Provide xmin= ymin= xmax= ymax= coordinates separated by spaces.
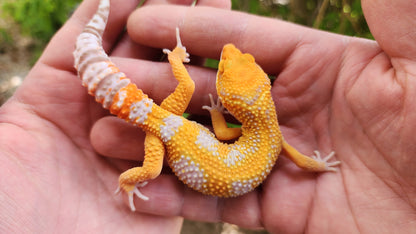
xmin=341 ymin=169 xmax=362 ymax=233
xmin=379 ymin=149 xmax=416 ymax=207
xmin=107 ymin=28 xmax=128 ymax=56
xmin=311 ymin=108 xmax=331 ymax=151
xmin=278 ymin=51 xmax=331 ymax=147
xmin=346 ymin=74 xmax=407 ymax=196
xmin=274 ymin=31 xmax=300 ymax=77
xmin=1 ymin=102 xmax=71 ymax=156
xmin=221 ymin=194 xmax=262 ymax=228
xmin=253 ymin=192 xmax=262 ymax=228
xmin=393 ymin=57 xmax=416 ymax=77
xmin=15 ymin=103 xmax=112 ymax=231
xmin=344 ymin=132 xmax=410 ymax=232
xmin=333 ymin=53 xmax=369 ymax=232
xmin=362 ymin=177 xmax=411 ymax=219
xmin=257 ymin=185 xmax=267 ymax=228
xmin=303 ymin=185 xmax=315 ymax=234
xmin=314 ymin=168 xmax=361 ymax=233
xmin=306 ymin=172 xmax=345 ymax=232
xmin=253 ymin=189 xmax=265 ymax=228
xmin=2 ymin=134 xmax=54 ymax=230
xmin=276 ymin=47 xmax=318 ymax=102
xmin=244 ymin=15 xmax=297 ymax=72
xmin=215 ymin=197 xmax=226 ymax=224
xmin=337 ymin=43 xmax=382 ymax=105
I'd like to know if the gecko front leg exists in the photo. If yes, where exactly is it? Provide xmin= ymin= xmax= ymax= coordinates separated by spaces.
xmin=203 ymin=94 xmax=242 ymax=140
xmin=282 ymin=141 xmax=341 ymax=172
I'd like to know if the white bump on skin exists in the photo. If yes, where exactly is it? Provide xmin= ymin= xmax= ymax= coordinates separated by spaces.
xmin=87 ymin=0 xmax=110 ymax=31
xmin=81 ymin=61 xmax=109 ymax=91
xmin=195 ymin=129 xmax=219 ymax=153
xmin=95 ymin=72 xmax=129 ymax=108
xmin=224 ymin=148 xmax=244 ymax=167
xmin=160 ymin=115 xmax=184 ymax=142
xmin=75 ymin=43 xmax=107 ymax=69
xmin=128 ymin=98 xmax=153 ymax=124
xmin=88 ymin=13 xmax=107 ymax=31
xmin=114 ymin=89 xmax=127 ymax=109
xmin=231 ymin=179 xmax=256 ymax=196
xmin=171 ymin=155 xmax=205 ymax=191
xmin=74 ymin=34 xmax=102 ymax=68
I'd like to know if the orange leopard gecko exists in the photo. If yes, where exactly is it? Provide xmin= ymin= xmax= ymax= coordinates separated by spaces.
xmin=73 ymin=0 xmax=340 ymax=211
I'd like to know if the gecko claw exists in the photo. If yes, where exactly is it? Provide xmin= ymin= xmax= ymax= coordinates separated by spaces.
xmin=202 ymin=94 xmax=228 ymax=113
xmin=116 ymin=181 xmax=149 ymax=212
xmin=128 ymin=186 xmax=149 ymax=212
xmin=163 ymin=28 xmax=190 ymax=63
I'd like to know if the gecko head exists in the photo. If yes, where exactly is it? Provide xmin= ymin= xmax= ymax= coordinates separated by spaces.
xmin=216 ymin=44 xmax=271 ymax=115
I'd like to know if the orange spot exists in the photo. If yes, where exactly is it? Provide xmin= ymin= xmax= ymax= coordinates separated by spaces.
xmin=109 ymin=83 xmax=147 ymax=117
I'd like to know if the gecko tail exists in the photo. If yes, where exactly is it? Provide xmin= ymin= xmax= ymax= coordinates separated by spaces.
xmin=73 ymin=0 xmax=131 ymax=109
xmin=74 ymin=0 xmax=110 ymax=70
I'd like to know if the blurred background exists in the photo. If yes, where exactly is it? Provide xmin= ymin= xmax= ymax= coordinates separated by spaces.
xmin=0 ymin=0 xmax=371 ymax=233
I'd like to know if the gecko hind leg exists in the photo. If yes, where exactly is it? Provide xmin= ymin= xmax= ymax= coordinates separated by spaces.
xmin=116 ymin=133 xmax=164 ymax=211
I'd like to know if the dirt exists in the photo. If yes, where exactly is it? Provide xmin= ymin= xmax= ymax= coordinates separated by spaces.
xmin=0 ymin=14 xmax=31 ymax=106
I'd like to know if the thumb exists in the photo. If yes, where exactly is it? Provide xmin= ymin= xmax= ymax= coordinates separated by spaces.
xmin=362 ymin=0 xmax=416 ymax=60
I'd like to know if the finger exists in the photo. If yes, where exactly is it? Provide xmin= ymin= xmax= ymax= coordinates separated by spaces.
xmin=112 ymin=0 xmax=231 ymax=61
xmin=127 ymin=5 xmax=325 ymax=74
xmin=125 ymin=174 xmax=263 ymax=229
xmin=110 ymin=36 xmax=163 ymax=61
xmin=362 ymin=0 xmax=416 ymax=61
xmin=91 ymin=116 xmax=146 ymax=159
xmin=39 ymin=0 xmax=138 ymax=71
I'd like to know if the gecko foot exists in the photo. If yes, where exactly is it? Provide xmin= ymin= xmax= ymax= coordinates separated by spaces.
xmin=311 ymin=151 xmax=341 ymax=172
xmin=163 ymin=27 xmax=190 ymax=63
xmin=202 ymin=94 xmax=228 ymax=114
xmin=115 ymin=181 xmax=149 ymax=212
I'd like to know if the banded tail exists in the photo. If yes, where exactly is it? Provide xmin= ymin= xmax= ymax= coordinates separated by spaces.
xmin=73 ymin=0 xmax=164 ymax=129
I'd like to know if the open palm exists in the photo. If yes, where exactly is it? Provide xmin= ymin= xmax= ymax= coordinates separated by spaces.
xmin=1 ymin=0 xmax=415 ymax=233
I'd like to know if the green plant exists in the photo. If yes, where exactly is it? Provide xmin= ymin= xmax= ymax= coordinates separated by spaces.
xmin=0 ymin=28 xmax=13 ymax=52
xmin=1 ymin=0 xmax=82 ymax=61
xmin=232 ymin=0 xmax=371 ymax=39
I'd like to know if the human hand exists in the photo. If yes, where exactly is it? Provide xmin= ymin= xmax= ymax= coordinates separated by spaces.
xmin=0 ymin=0 xmax=230 ymax=233
xmin=89 ymin=0 xmax=416 ymax=233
